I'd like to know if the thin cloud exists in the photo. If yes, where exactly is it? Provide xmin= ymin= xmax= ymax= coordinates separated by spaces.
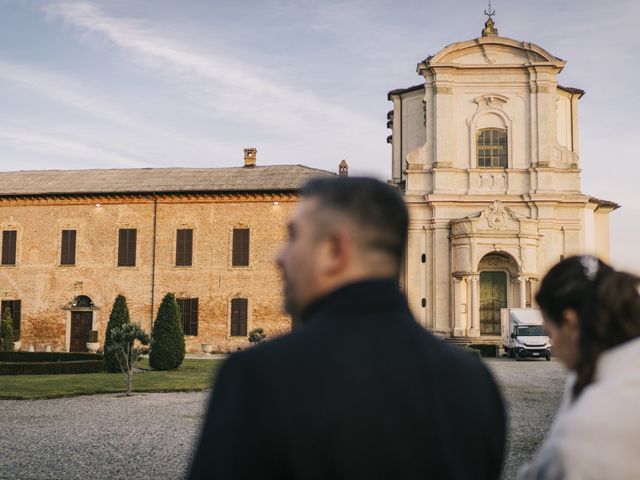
xmin=0 ymin=125 xmax=150 ymax=169
xmin=0 ymin=61 xmax=134 ymax=124
xmin=0 ymin=60 xmax=226 ymax=152
xmin=43 ymin=1 xmax=378 ymax=134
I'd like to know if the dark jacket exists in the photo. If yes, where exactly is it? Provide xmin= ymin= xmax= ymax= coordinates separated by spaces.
xmin=188 ymin=280 xmax=506 ymax=479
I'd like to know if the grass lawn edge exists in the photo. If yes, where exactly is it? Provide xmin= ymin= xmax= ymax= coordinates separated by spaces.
xmin=0 ymin=358 xmax=222 ymax=400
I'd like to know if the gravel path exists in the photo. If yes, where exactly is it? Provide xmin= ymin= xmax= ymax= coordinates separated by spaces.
xmin=0 ymin=391 xmax=210 ymax=480
xmin=0 ymin=357 xmax=566 ymax=480
xmin=486 ymin=357 xmax=568 ymax=480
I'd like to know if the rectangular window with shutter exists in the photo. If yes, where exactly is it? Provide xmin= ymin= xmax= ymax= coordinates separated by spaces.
xmin=118 ymin=229 xmax=137 ymax=267
xmin=60 ymin=230 xmax=77 ymax=265
xmin=1 ymin=299 xmax=21 ymax=340
xmin=230 ymin=298 xmax=248 ymax=336
xmin=232 ymin=228 xmax=250 ymax=267
xmin=176 ymin=229 xmax=193 ymax=267
xmin=1 ymin=230 xmax=17 ymax=265
xmin=176 ymin=298 xmax=198 ymax=336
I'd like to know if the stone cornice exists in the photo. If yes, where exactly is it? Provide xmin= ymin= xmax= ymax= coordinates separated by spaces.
xmin=0 ymin=191 xmax=299 ymax=207
xmin=418 ymin=36 xmax=565 ymax=75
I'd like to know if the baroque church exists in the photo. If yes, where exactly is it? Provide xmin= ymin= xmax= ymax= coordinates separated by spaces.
xmin=388 ymin=15 xmax=618 ymax=340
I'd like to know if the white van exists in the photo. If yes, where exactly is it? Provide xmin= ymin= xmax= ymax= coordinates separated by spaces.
xmin=501 ymin=308 xmax=551 ymax=361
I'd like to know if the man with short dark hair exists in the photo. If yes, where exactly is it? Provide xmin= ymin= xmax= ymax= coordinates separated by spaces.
xmin=188 ymin=177 xmax=506 ymax=480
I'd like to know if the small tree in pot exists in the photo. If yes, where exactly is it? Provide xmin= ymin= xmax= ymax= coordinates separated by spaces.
xmin=106 ymin=323 xmax=149 ymax=396
xmin=86 ymin=330 xmax=99 ymax=353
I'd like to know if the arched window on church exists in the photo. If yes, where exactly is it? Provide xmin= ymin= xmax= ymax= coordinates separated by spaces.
xmin=477 ymin=128 xmax=507 ymax=168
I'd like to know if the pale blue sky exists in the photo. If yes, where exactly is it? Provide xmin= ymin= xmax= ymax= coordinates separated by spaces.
xmin=1 ymin=0 xmax=638 ymax=272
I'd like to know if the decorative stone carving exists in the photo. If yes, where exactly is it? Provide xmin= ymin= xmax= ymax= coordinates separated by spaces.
xmin=487 ymin=201 xmax=507 ymax=230
xmin=451 ymin=201 xmax=538 ymax=237
xmin=477 ymin=173 xmax=507 ymax=190
xmin=474 ymin=94 xmax=508 ymax=108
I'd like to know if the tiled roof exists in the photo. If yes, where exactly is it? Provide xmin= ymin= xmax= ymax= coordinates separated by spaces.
xmin=0 ymin=165 xmax=335 ymax=197
xmin=558 ymin=85 xmax=585 ymax=97
xmin=387 ymin=84 xmax=424 ymax=99
xmin=589 ymin=196 xmax=620 ymax=210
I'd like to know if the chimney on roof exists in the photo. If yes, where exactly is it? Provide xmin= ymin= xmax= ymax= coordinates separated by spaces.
xmin=244 ymin=148 xmax=257 ymax=168
xmin=339 ymin=159 xmax=349 ymax=177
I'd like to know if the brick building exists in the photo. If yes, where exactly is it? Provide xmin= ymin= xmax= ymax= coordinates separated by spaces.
xmin=0 ymin=150 xmax=336 ymax=353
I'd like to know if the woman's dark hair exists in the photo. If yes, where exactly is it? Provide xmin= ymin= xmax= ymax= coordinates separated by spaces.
xmin=536 ymin=256 xmax=640 ymax=400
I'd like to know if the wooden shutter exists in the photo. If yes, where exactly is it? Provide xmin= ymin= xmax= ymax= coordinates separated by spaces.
xmin=177 ymin=298 xmax=199 ymax=336
xmin=1 ymin=300 xmax=20 ymax=340
xmin=230 ymin=298 xmax=248 ymax=336
xmin=176 ymin=229 xmax=193 ymax=266
xmin=1 ymin=230 xmax=17 ymax=265
xmin=61 ymin=230 xmax=77 ymax=265
xmin=232 ymin=229 xmax=250 ymax=267
xmin=189 ymin=298 xmax=198 ymax=336
xmin=118 ymin=229 xmax=126 ymax=266
xmin=118 ymin=229 xmax=137 ymax=266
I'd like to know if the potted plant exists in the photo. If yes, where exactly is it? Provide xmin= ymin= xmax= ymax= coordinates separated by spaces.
xmin=248 ymin=328 xmax=266 ymax=345
xmin=201 ymin=343 xmax=214 ymax=354
xmin=86 ymin=330 xmax=100 ymax=353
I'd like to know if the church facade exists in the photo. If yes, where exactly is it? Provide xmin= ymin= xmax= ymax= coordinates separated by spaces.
xmin=388 ymin=18 xmax=618 ymax=339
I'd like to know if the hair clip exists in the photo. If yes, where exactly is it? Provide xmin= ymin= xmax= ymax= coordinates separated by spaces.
xmin=580 ymin=255 xmax=599 ymax=281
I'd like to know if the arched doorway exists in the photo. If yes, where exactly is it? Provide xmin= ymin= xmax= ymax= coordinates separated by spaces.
xmin=69 ymin=295 xmax=95 ymax=352
xmin=479 ymin=271 xmax=507 ymax=335
xmin=478 ymin=253 xmax=518 ymax=336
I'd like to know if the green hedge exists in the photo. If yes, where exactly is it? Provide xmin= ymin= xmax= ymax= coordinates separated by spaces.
xmin=461 ymin=346 xmax=482 ymax=357
xmin=0 ymin=352 xmax=105 ymax=375
xmin=468 ymin=344 xmax=499 ymax=358
xmin=0 ymin=351 xmax=102 ymax=363
xmin=0 ymin=360 xmax=104 ymax=375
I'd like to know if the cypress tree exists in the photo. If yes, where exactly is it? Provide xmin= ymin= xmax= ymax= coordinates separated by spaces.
xmin=149 ymin=293 xmax=185 ymax=370
xmin=0 ymin=307 xmax=14 ymax=352
xmin=104 ymin=295 xmax=131 ymax=372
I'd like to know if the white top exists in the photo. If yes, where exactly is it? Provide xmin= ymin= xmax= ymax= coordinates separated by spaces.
xmin=518 ymin=337 xmax=640 ymax=480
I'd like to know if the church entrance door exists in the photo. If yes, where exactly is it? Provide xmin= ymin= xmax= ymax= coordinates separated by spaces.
xmin=479 ymin=271 xmax=507 ymax=335
xmin=70 ymin=311 xmax=93 ymax=352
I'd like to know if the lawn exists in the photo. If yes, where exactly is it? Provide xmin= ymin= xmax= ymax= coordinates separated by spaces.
xmin=0 ymin=358 xmax=223 ymax=400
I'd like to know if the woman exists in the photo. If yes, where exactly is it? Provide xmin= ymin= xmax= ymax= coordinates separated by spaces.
xmin=518 ymin=255 xmax=640 ymax=480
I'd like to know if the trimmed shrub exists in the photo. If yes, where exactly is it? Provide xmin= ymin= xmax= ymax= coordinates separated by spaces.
xmin=0 ymin=351 xmax=102 ymax=362
xmin=104 ymin=295 xmax=131 ymax=372
xmin=0 ymin=360 xmax=104 ymax=375
xmin=468 ymin=344 xmax=499 ymax=358
xmin=461 ymin=346 xmax=482 ymax=358
xmin=149 ymin=293 xmax=185 ymax=371
xmin=0 ymin=352 xmax=105 ymax=375
xmin=0 ymin=307 xmax=14 ymax=352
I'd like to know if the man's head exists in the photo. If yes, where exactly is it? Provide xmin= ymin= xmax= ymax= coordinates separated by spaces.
xmin=276 ymin=177 xmax=408 ymax=318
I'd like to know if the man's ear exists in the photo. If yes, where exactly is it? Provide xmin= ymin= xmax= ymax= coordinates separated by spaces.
xmin=323 ymin=227 xmax=351 ymax=275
